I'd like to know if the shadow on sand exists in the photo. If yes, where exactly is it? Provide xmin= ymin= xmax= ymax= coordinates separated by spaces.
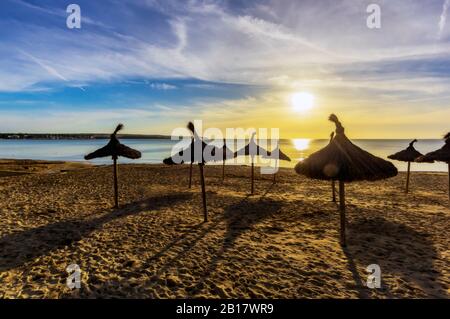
xmin=0 ymin=193 xmax=192 ymax=272
xmin=345 ymin=217 xmax=447 ymax=298
xmin=186 ymin=196 xmax=283 ymax=297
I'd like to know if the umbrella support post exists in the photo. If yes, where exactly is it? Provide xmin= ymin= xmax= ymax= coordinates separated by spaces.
xmin=339 ymin=181 xmax=346 ymax=246
xmin=113 ymin=157 xmax=119 ymax=209
xmin=222 ymin=162 xmax=225 ymax=182
xmin=189 ymin=162 xmax=193 ymax=189
xmin=273 ymin=159 xmax=277 ymax=184
xmin=332 ymin=180 xmax=336 ymax=202
xmin=251 ymin=161 xmax=254 ymax=195
xmin=406 ymin=161 xmax=411 ymax=193
xmin=199 ymin=164 xmax=207 ymax=222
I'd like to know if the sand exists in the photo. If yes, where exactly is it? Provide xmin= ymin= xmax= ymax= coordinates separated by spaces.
xmin=0 ymin=161 xmax=448 ymax=298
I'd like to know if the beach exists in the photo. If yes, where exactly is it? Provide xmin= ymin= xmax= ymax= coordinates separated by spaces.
xmin=0 ymin=160 xmax=448 ymax=298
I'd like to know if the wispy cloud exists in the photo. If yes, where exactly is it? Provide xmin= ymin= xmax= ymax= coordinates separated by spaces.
xmin=438 ymin=0 xmax=450 ymax=39
xmin=19 ymin=49 xmax=85 ymax=91
xmin=149 ymin=83 xmax=177 ymax=90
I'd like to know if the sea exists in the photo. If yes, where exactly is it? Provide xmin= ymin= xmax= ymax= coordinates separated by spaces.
xmin=0 ymin=138 xmax=447 ymax=172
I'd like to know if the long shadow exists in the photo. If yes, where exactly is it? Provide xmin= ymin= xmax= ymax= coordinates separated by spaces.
xmin=342 ymin=248 xmax=370 ymax=299
xmin=187 ymin=197 xmax=282 ymax=296
xmin=346 ymin=217 xmax=447 ymax=298
xmin=0 ymin=193 xmax=192 ymax=272
xmin=137 ymin=194 xmax=254 ymax=279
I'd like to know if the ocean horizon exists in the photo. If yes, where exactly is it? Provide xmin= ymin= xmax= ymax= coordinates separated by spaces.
xmin=0 ymin=138 xmax=447 ymax=172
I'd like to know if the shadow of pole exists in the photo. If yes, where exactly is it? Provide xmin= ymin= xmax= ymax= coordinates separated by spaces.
xmin=0 ymin=193 xmax=192 ymax=272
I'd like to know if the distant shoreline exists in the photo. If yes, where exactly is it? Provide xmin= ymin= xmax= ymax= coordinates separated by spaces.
xmin=0 ymin=133 xmax=172 ymax=140
xmin=0 ymin=134 xmax=443 ymax=141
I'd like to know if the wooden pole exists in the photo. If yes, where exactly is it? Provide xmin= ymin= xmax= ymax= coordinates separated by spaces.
xmin=251 ymin=160 xmax=254 ymax=194
xmin=273 ymin=159 xmax=277 ymax=184
xmin=406 ymin=161 xmax=411 ymax=193
xmin=448 ymin=163 xmax=450 ymax=202
xmin=339 ymin=180 xmax=346 ymax=246
xmin=332 ymin=180 xmax=336 ymax=202
xmin=113 ymin=157 xmax=119 ymax=208
xmin=188 ymin=162 xmax=193 ymax=188
xmin=199 ymin=164 xmax=207 ymax=222
xmin=222 ymin=161 xmax=225 ymax=182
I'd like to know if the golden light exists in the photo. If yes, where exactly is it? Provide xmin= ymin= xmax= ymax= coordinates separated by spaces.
xmin=293 ymin=138 xmax=310 ymax=151
xmin=291 ymin=92 xmax=315 ymax=112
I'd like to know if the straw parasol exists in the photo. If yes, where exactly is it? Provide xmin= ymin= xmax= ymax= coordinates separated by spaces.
xmin=84 ymin=124 xmax=141 ymax=208
xmin=234 ymin=132 xmax=271 ymax=194
xmin=416 ymin=132 xmax=450 ymax=201
xmin=163 ymin=122 xmax=214 ymax=222
xmin=295 ymin=114 xmax=398 ymax=246
xmin=262 ymin=144 xmax=291 ymax=183
xmin=388 ymin=139 xmax=424 ymax=193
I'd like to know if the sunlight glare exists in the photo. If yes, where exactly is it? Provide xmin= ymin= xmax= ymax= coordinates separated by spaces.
xmin=291 ymin=92 xmax=315 ymax=112
xmin=293 ymin=138 xmax=311 ymax=151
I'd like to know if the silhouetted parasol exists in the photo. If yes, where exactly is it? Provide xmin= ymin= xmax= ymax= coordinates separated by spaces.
xmin=234 ymin=132 xmax=271 ymax=194
xmin=416 ymin=132 xmax=450 ymax=201
xmin=388 ymin=139 xmax=424 ymax=193
xmin=295 ymin=114 xmax=398 ymax=246
xmin=262 ymin=144 xmax=291 ymax=183
xmin=163 ymin=122 xmax=215 ymax=222
xmin=84 ymin=124 xmax=141 ymax=208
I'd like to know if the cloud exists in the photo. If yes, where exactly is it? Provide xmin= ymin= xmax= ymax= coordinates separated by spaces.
xmin=438 ymin=0 xmax=450 ymax=39
xmin=0 ymin=0 xmax=448 ymax=92
xmin=149 ymin=82 xmax=177 ymax=90
xmin=18 ymin=49 xmax=85 ymax=91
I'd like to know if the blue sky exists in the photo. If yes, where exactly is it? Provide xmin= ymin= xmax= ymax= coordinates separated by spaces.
xmin=0 ymin=0 xmax=449 ymax=137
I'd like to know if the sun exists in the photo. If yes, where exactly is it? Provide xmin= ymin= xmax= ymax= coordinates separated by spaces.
xmin=291 ymin=92 xmax=315 ymax=112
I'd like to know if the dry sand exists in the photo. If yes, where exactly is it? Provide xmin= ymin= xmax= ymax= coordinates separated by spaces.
xmin=0 ymin=161 xmax=448 ymax=298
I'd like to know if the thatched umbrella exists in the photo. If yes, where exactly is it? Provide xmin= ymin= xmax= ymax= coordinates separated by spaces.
xmin=262 ymin=144 xmax=291 ymax=183
xmin=388 ymin=139 xmax=424 ymax=193
xmin=163 ymin=122 xmax=214 ymax=222
xmin=84 ymin=124 xmax=141 ymax=208
xmin=416 ymin=132 xmax=450 ymax=201
xmin=234 ymin=132 xmax=271 ymax=194
xmin=295 ymin=114 xmax=398 ymax=246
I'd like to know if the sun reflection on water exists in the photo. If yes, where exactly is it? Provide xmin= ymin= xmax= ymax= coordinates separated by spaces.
xmin=293 ymin=138 xmax=311 ymax=151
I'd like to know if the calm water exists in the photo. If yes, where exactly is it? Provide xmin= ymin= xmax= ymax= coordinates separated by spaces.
xmin=0 ymin=138 xmax=447 ymax=172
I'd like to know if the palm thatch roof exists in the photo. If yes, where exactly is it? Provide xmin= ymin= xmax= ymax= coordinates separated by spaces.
xmin=416 ymin=133 xmax=450 ymax=163
xmin=234 ymin=132 xmax=272 ymax=158
xmin=295 ymin=114 xmax=398 ymax=182
xmin=214 ymin=139 xmax=234 ymax=162
xmin=84 ymin=124 xmax=141 ymax=160
xmin=388 ymin=139 xmax=423 ymax=162
xmin=262 ymin=145 xmax=291 ymax=161
xmin=163 ymin=122 xmax=216 ymax=165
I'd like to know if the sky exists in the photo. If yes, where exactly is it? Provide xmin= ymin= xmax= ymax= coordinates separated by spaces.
xmin=0 ymin=0 xmax=449 ymax=138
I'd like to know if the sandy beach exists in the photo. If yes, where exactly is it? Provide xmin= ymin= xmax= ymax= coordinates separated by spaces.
xmin=0 ymin=160 xmax=448 ymax=298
